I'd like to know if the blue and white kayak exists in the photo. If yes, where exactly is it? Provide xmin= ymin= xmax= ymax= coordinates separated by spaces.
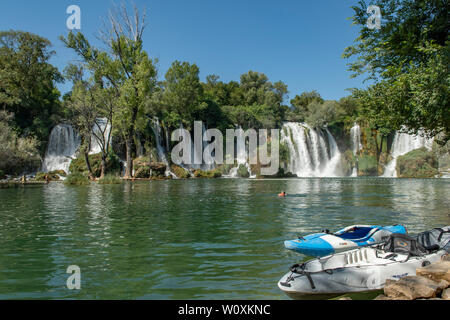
xmin=284 ymin=225 xmax=407 ymax=257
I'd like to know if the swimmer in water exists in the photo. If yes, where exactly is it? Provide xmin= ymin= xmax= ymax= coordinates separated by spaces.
xmin=278 ymin=191 xmax=286 ymax=197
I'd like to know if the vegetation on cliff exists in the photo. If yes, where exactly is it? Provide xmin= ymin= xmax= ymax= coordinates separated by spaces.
xmin=396 ymin=148 xmax=439 ymax=178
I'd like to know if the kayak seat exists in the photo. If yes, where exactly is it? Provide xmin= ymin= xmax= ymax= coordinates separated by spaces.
xmin=337 ymin=227 xmax=378 ymax=242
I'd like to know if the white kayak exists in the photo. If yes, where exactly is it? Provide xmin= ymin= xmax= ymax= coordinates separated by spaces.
xmin=278 ymin=226 xmax=450 ymax=299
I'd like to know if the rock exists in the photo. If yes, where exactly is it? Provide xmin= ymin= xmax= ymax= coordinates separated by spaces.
xmin=338 ymin=297 xmax=352 ymax=300
xmin=442 ymin=288 xmax=450 ymax=300
xmin=374 ymin=294 xmax=389 ymax=300
xmin=384 ymin=276 xmax=446 ymax=300
xmin=416 ymin=260 xmax=450 ymax=282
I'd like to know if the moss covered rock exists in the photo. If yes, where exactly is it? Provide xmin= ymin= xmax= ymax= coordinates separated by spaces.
xmin=35 ymin=171 xmax=61 ymax=181
xmin=70 ymin=153 xmax=121 ymax=177
xmin=357 ymin=153 xmax=378 ymax=176
xmin=236 ymin=164 xmax=250 ymax=178
xmin=396 ymin=148 xmax=439 ymax=178
xmin=133 ymin=157 xmax=167 ymax=178
xmin=193 ymin=169 xmax=222 ymax=178
xmin=171 ymin=165 xmax=191 ymax=179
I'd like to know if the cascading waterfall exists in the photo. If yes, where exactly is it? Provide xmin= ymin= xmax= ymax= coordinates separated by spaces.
xmin=228 ymin=130 xmax=255 ymax=178
xmin=151 ymin=118 xmax=169 ymax=165
xmin=150 ymin=118 xmax=177 ymax=178
xmin=281 ymin=122 xmax=342 ymax=177
xmin=42 ymin=124 xmax=81 ymax=174
xmin=382 ymin=130 xmax=434 ymax=177
xmin=350 ymin=123 xmax=362 ymax=177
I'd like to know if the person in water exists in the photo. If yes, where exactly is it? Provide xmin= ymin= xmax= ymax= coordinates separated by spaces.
xmin=278 ymin=191 xmax=286 ymax=197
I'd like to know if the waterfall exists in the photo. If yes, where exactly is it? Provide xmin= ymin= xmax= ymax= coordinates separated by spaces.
xmin=42 ymin=124 xmax=81 ymax=174
xmin=281 ymin=122 xmax=342 ymax=177
xmin=350 ymin=123 xmax=362 ymax=177
xmin=89 ymin=118 xmax=112 ymax=155
xmin=350 ymin=123 xmax=362 ymax=156
xmin=150 ymin=118 xmax=178 ymax=178
xmin=151 ymin=118 xmax=169 ymax=164
xmin=382 ymin=130 xmax=434 ymax=177
xmin=228 ymin=136 xmax=255 ymax=178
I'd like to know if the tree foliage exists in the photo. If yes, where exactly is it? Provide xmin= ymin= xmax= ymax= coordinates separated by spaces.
xmin=343 ymin=0 xmax=449 ymax=143
xmin=0 ymin=30 xmax=63 ymax=147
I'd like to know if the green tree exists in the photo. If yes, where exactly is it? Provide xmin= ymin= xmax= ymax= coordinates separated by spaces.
xmin=162 ymin=61 xmax=204 ymax=130
xmin=64 ymin=78 xmax=99 ymax=180
xmin=343 ymin=0 xmax=449 ymax=143
xmin=61 ymin=3 xmax=158 ymax=178
xmin=0 ymin=111 xmax=41 ymax=175
xmin=289 ymin=91 xmax=324 ymax=121
xmin=305 ymin=100 xmax=343 ymax=128
xmin=0 ymin=30 xmax=63 ymax=149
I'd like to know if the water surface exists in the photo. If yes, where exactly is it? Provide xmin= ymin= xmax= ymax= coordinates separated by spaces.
xmin=0 ymin=178 xmax=448 ymax=299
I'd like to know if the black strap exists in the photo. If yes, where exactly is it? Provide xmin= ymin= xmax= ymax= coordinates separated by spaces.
xmin=402 ymin=253 xmax=411 ymax=263
xmin=384 ymin=253 xmax=397 ymax=260
xmin=305 ymin=272 xmax=316 ymax=289
xmin=437 ymin=228 xmax=450 ymax=242
xmin=289 ymin=263 xmax=316 ymax=290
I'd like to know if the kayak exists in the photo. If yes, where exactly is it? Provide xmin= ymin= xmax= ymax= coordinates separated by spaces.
xmin=278 ymin=226 xmax=450 ymax=299
xmin=284 ymin=224 xmax=406 ymax=257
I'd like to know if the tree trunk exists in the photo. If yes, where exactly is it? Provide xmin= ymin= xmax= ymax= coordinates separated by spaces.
xmin=100 ymin=155 xmax=107 ymax=179
xmin=124 ymin=136 xmax=133 ymax=179
xmin=84 ymin=151 xmax=95 ymax=181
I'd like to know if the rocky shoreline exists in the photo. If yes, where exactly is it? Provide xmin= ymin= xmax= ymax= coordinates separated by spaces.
xmin=340 ymin=254 xmax=450 ymax=300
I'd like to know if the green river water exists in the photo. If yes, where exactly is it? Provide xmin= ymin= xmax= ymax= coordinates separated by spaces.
xmin=0 ymin=178 xmax=449 ymax=300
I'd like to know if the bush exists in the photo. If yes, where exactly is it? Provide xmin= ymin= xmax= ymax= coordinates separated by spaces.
xmin=396 ymin=147 xmax=439 ymax=178
xmin=0 ymin=111 xmax=41 ymax=175
xmin=237 ymin=164 xmax=250 ymax=178
xmin=50 ymin=169 xmax=67 ymax=177
xmin=193 ymin=169 xmax=222 ymax=178
xmin=35 ymin=172 xmax=60 ymax=181
xmin=64 ymin=172 xmax=91 ymax=186
xmin=98 ymin=174 xmax=122 ymax=184
xmin=216 ymin=164 xmax=234 ymax=175
xmin=357 ymin=154 xmax=378 ymax=176
xmin=0 ymin=169 xmax=5 ymax=180
xmin=69 ymin=152 xmax=121 ymax=177
xmin=133 ymin=157 xmax=167 ymax=178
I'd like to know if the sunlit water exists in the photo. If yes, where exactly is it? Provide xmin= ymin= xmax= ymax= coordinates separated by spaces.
xmin=0 ymin=178 xmax=448 ymax=299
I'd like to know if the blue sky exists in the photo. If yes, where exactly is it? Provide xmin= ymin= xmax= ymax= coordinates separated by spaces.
xmin=0 ymin=0 xmax=368 ymax=101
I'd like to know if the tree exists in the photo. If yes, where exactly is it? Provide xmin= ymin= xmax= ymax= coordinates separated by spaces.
xmin=0 ymin=110 xmax=41 ymax=175
xmin=343 ymin=0 xmax=449 ymax=143
xmin=61 ymin=2 xmax=158 ymax=178
xmin=0 ymin=30 xmax=63 ymax=149
xmin=343 ymin=0 xmax=448 ymax=80
xmin=64 ymin=80 xmax=98 ymax=180
xmin=290 ymin=91 xmax=324 ymax=121
xmin=162 ymin=61 xmax=204 ymax=130
xmin=305 ymin=100 xmax=343 ymax=128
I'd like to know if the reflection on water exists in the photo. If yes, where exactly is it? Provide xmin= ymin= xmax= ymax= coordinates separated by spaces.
xmin=0 ymin=178 xmax=448 ymax=299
